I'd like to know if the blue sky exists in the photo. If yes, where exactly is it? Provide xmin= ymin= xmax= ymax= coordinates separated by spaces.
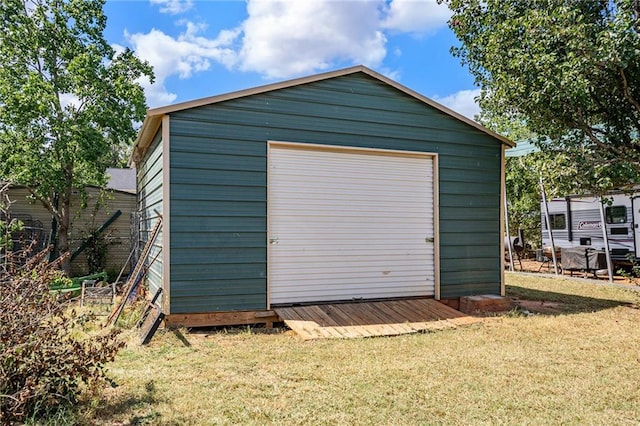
xmin=104 ymin=0 xmax=481 ymax=119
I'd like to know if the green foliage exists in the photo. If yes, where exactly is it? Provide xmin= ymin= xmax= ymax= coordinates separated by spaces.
xmin=0 ymin=0 xmax=153 ymax=268
xmin=0 ymin=183 xmax=24 ymax=268
xmin=81 ymin=191 xmax=114 ymax=274
xmin=504 ymin=140 xmax=589 ymax=248
xmin=0 ymin=217 xmax=23 ymax=253
xmin=49 ymin=271 xmax=74 ymax=289
xmin=84 ymin=228 xmax=110 ymax=274
xmin=443 ymin=0 xmax=640 ymax=194
xmin=505 ymin=156 xmax=541 ymax=247
xmin=615 ymin=254 xmax=640 ymax=285
xmin=0 ymin=249 xmax=125 ymax=423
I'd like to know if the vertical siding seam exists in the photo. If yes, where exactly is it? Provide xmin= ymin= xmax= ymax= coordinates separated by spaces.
xmin=434 ymin=154 xmax=441 ymax=300
xmin=162 ymin=115 xmax=171 ymax=314
xmin=266 ymin=141 xmax=272 ymax=310
xmin=500 ymin=146 xmax=506 ymax=297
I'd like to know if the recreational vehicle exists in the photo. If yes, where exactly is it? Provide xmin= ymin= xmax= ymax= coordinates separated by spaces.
xmin=541 ymin=192 xmax=640 ymax=265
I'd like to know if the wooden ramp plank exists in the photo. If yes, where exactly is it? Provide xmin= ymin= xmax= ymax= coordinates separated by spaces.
xmin=344 ymin=302 xmax=406 ymax=336
xmin=295 ymin=305 xmax=357 ymax=339
xmin=274 ymin=299 xmax=482 ymax=340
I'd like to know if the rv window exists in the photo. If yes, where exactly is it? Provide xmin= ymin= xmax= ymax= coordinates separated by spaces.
xmin=605 ymin=206 xmax=627 ymax=224
xmin=549 ymin=214 xmax=566 ymax=230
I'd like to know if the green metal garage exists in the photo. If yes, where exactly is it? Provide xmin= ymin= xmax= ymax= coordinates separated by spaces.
xmin=131 ymin=65 xmax=513 ymax=326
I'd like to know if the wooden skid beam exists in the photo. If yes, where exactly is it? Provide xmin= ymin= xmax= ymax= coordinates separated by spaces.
xmin=165 ymin=310 xmax=280 ymax=328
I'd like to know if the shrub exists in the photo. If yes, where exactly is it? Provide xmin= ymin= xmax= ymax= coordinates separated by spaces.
xmin=0 ymin=249 xmax=125 ymax=423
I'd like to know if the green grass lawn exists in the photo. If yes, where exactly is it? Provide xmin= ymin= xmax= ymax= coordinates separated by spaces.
xmin=84 ymin=274 xmax=640 ymax=425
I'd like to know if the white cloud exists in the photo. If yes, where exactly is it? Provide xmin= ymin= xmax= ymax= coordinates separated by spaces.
xmin=432 ymin=89 xmax=481 ymax=120
xmin=59 ymin=93 xmax=81 ymax=110
xmin=150 ymin=0 xmax=193 ymax=15
xmin=382 ymin=0 xmax=451 ymax=34
xmin=125 ymin=25 xmax=239 ymax=107
xmin=129 ymin=0 xmax=454 ymax=106
xmin=111 ymin=43 xmax=126 ymax=56
xmin=237 ymin=0 xmax=387 ymax=78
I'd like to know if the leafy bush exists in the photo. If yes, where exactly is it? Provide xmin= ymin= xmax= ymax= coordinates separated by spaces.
xmin=84 ymin=228 xmax=110 ymax=274
xmin=0 ymin=249 xmax=125 ymax=423
xmin=49 ymin=273 xmax=74 ymax=289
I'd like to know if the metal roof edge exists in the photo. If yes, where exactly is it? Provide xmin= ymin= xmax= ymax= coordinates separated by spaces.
xmin=358 ymin=67 xmax=515 ymax=148
xmin=146 ymin=65 xmax=368 ymax=117
xmin=3 ymin=183 xmax=136 ymax=197
xmin=132 ymin=65 xmax=514 ymax=162
xmin=130 ymin=115 xmax=162 ymax=167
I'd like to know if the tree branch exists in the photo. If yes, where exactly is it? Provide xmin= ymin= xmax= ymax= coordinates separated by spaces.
xmin=26 ymin=187 xmax=59 ymax=221
xmin=619 ymin=68 xmax=640 ymax=114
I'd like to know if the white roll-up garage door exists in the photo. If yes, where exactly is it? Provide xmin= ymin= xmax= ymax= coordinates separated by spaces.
xmin=268 ymin=142 xmax=437 ymax=306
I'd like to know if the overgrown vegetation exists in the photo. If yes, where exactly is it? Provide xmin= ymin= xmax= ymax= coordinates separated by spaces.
xmin=0 ymin=185 xmax=125 ymax=423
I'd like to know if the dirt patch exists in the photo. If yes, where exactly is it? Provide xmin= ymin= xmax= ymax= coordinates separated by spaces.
xmin=511 ymin=298 xmax=565 ymax=314
xmin=507 ymin=257 xmax=640 ymax=287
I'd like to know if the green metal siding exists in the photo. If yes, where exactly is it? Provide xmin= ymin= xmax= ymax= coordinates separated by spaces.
xmin=137 ymin=129 xmax=163 ymax=300
xmin=167 ymin=72 xmax=502 ymax=313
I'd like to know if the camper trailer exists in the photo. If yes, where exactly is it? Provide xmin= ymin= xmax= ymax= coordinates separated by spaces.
xmin=541 ymin=192 xmax=640 ymax=265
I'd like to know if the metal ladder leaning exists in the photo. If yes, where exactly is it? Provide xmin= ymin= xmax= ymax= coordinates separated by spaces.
xmin=105 ymin=214 xmax=163 ymax=327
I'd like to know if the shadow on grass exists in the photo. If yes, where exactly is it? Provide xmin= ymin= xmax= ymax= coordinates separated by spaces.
xmin=86 ymin=380 xmax=164 ymax=425
xmin=186 ymin=323 xmax=289 ymax=337
xmin=506 ymin=284 xmax=638 ymax=315
xmin=171 ymin=329 xmax=191 ymax=347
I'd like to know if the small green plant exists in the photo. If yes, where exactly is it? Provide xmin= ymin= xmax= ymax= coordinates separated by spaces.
xmin=50 ymin=272 xmax=74 ymax=289
xmin=616 ymin=254 xmax=640 ymax=286
xmin=617 ymin=268 xmax=640 ymax=285
xmin=0 ymin=217 xmax=22 ymax=251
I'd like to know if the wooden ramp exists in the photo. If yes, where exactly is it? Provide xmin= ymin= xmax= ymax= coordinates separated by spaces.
xmin=274 ymin=299 xmax=482 ymax=340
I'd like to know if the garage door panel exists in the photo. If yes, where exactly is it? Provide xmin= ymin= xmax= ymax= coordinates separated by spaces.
xmin=271 ymin=247 xmax=433 ymax=257
xmin=271 ymin=219 xmax=433 ymax=232
xmin=271 ymin=245 xmax=433 ymax=254
xmin=272 ymin=148 xmax=430 ymax=169
xmin=276 ymin=284 xmax=429 ymax=301
xmin=273 ymin=175 xmax=432 ymax=194
xmin=269 ymin=143 xmax=436 ymax=305
xmin=270 ymin=253 xmax=435 ymax=268
xmin=271 ymin=268 xmax=435 ymax=280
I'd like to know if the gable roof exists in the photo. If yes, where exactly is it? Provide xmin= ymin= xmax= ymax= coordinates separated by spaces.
xmin=132 ymin=65 xmax=514 ymax=164
xmin=106 ymin=167 xmax=136 ymax=193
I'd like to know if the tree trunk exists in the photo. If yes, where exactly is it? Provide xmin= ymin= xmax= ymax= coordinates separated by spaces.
xmin=57 ymin=189 xmax=72 ymax=275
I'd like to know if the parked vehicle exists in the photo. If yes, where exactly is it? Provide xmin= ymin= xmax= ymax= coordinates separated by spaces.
xmin=541 ymin=191 xmax=640 ymax=265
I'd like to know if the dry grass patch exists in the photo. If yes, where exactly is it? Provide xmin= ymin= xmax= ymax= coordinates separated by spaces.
xmin=85 ymin=275 xmax=640 ymax=425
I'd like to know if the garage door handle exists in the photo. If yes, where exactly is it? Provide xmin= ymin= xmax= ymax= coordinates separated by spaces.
xmin=269 ymin=237 xmax=279 ymax=245
xmin=425 ymin=237 xmax=434 ymax=243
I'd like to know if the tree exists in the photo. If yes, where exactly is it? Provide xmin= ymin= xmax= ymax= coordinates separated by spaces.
xmin=0 ymin=0 xmax=153 ymax=272
xmin=505 ymin=150 xmax=584 ymax=249
xmin=442 ymin=0 xmax=640 ymax=194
